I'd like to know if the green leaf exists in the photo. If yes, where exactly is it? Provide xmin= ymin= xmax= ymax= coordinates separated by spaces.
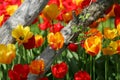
xmin=0 ymin=71 xmax=3 ymax=79
xmin=1 ymin=64 xmax=6 ymax=70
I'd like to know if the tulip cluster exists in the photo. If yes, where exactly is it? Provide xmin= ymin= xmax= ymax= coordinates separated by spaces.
xmin=12 ymin=24 xmax=44 ymax=49
xmin=0 ymin=0 xmax=23 ymax=26
xmin=0 ymin=0 xmax=120 ymax=80
xmin=82 ymin=4 xmax=120 ymax=56
xmin=8 ymin=60 xmax=47 ymax=80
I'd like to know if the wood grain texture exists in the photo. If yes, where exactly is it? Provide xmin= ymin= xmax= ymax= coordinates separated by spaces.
xmin=0 ymin=0 xmax=49 ymax=44
xmin=27 ymin=0 xmax=114 ymax=79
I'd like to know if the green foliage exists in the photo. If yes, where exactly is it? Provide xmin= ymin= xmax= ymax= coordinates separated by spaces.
xmin=79 ymin=13 xmax=90 ymax=21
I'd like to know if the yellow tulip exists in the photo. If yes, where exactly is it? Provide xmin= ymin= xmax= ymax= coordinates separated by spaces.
xmin=102 ymin=41 xmax=118 ymax=55
xmin=0 ymin=44 xmax=16 ymax=64
xmin=104 ymin=27 xmax=118 ymax=39
xmin=42 ymin=4 xmax=60 ymax=20
xmin=12 ymin=24 xmax=33 ymax=44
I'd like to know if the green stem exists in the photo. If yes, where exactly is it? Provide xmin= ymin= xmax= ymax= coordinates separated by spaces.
xmin=105 ymin=56 xmax=108 ymax=80
xmin=93 ymin=57 xmax=95 ymax=80
xmin=118 ymin=63 xmax=120 ymax=80
xmin=116 ymin=55 xmax=120 ymax=80
xmin=90 ymin=56 xmax=93 ymax=79
xmin=117 ymin=61 xmax=119 ymax=80
xmin=83 ymin=51 xmax=85 ymax=70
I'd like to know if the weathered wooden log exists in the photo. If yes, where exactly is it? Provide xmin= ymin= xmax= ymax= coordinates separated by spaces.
xmin=0 ymin=0 xmax=49 ymax=44
xmin=27 ymin=0 xmax=114 ymax=80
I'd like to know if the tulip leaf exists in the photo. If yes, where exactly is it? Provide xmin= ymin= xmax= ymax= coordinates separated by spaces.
xmin=0 ymin=71 xmax=3 ymax=80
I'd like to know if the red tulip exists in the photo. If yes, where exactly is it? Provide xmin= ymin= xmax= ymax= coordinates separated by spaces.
xmin=115 ymin=17 xmax=120 ymax=27
xmin=39 ymin=77 xmax=49 ymax=80
xmin=80 ymin=0 xmax=96 ymax=9
xmin=8 ymin=64 xmax=29 ymax=80
xmin=51 ymin=62 xmax=68 ymax=79
xmin=50 ymin=23 xmax=64 ymax=33
xmin=23 ymin=36 xmax=35 ymax=49
xmin=38 ymin=18 xmax=51 ymax=30
xmin=74 ymin=70 xmax=91 ymax=80
xmin=114 ymin=4 xmax=120 ymax=17
xmin=68 ymin=43 xmax=78 ymax=52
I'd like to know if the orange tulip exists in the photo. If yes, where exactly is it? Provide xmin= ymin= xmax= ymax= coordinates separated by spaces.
xmin=62 ymin=11 xmax=73 ymax=23
xmin=47 ymin=32 xmax=64 ymax=50
xmin=29 ymin=59 xmax=45 ymax=74
xmin=84 ymin=36 xmax=101 ymax=56
xmin=87 ymin=28 xmax=103 ymax=39
xmin=104 ymin=27 xmax=118 ymax=39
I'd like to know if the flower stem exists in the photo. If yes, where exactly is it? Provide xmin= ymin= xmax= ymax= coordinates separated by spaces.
xmin=90 ymin=56 xmax=92 ymax=79
xmin=105 ymin=56 xmax=108 ymax=80
xmin=116 ymin=61 xmax=119 ymax=80
xmin=116 ymin=55 xmax=120 ymax=80
xmin=93 ymin=57 xmax=95 ymax=80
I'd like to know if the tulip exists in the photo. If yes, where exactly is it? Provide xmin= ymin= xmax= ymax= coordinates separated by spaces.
xmin=51 ymin=62 xmax=68 ymax=79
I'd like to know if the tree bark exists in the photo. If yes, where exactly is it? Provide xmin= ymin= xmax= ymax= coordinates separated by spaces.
xmin=27 ymin=0 xmax=114 ymax=80
xmin=0 ymin=0 xmax=49 ymax=44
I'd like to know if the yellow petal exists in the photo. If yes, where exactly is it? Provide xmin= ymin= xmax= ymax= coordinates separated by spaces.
xmin=0 ymin=44 xmax=16 ymax=64
xmin=104 ymin=27 xmax=118 ymax=39
xmin=12 ymin=24 xmax=33 ymax=44
xmin=102 ymin=41 xmax=118 ymax=55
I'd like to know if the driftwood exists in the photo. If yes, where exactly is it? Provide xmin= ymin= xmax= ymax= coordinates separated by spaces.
xmin=0 ymin=0 xmax=114 ymax=80
xmin=0 ymin=0 xmax=49 ymax=44
xmin=27 ymin=0 xmax=114 ymax=80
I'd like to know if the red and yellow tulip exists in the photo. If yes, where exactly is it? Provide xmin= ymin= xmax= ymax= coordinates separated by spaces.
xmin=84 ymin=36 xmax=102 ymax=56
xmin=35 ymin=35 xmax=44 ymax=48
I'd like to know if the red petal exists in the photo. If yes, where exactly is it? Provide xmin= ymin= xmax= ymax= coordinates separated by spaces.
xmin=23 ymin=36 xmax=35 ymax=49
